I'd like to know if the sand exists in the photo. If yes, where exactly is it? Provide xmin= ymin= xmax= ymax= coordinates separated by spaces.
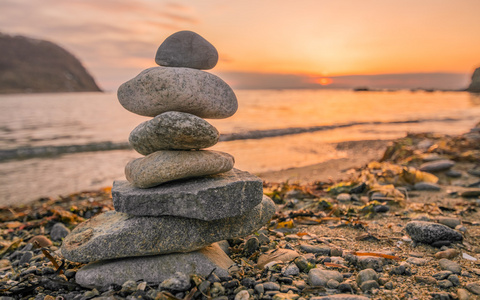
xmin=257 ymin=139 xmax=391 ymax=183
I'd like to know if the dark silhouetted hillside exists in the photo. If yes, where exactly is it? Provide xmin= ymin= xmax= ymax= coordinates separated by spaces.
xmin=0 ymin=33 xmax=101 ymax=93
xmin=467 ymin=67 xmax=480 ymax=93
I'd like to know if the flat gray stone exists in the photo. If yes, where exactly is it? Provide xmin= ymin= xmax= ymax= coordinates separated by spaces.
xmin=129 ymin=111 xmax=219 ymax=154
xmin=405 ymin=221 xmax=463 ymax=245
xmin=75 ymin=243 xmax=232 ymax=289
xmin=113 ymin=169 xmax=263 ymax=220
xmin=155 ymin=31 xmax=218 ymax=70
xmin=419 ymin=159 xmax=455 ymax=172
xmin=125 ymin=150 xmax=234 ymax=188
xmin=61 ymin=195 xmax=275 ymax=263
xmin=117 ymin=67 xmax=237 ymax=118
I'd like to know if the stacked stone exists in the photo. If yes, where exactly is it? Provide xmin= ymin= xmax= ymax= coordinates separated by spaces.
xmin=60 ymin=31 xmax=275 ymax=289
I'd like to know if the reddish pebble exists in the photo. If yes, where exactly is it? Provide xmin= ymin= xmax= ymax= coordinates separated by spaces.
xmin=435 ymin=248 xmax=458 ymax=259
xmin=29 ymin=235 xmax=53 ymax=248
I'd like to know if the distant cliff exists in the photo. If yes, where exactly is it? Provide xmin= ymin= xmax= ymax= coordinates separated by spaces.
xmin=0 ymin=33 xmax=101 ymax=94
xmin=466 ymin=67 xmax=480 ymax=93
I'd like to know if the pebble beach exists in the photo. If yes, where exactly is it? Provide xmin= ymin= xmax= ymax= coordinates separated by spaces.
xmin=0 ymin=122 xmax=479 ymax=299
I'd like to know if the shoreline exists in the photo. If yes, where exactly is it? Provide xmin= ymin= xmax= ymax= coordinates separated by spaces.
xmin=256 ymin=139 xmax=391 ymax=184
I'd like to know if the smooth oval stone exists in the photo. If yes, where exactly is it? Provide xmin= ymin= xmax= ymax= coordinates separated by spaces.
xmin=125 ymin=150 xmax=234 ymax=188
xmin=129 ymin=111 xmax=219 ymax=154
xmin=405 ymin=221 xmax=463 ymax=244
xmin=60 ymin=195 xmax=275 ymax=263
xmin=117 ymin=67 xmax=237 ymax=118
xmin=419 ymin=159 xmax=455 ymax=173
xmin=155 ymin=31 xmax=218 ymax=70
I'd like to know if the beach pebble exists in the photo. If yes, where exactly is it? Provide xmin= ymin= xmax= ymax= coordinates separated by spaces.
xmin=460 ymin=189 xmax=480 ymax=198
xmin=282 ymin=263 xmax=300 ymax=276
xmin=336 ymin=193 xmax=351 ymax=202
xmin=125 ymin=150 xmax=234 ymax=188
xmin=434 ymin=248 xmax=458 ymax=259
xmin=61 ymin=196 xmax=275 ymax=262
xmin=129 ymin=112 xmax=219 ymax=154
xmin=117 ymin=67 xmax=237 ymax=118
xmin=310 ymin=295 xmax=369 ymax=300
xmin=466 ymin=282 xmax=480 ymax=295
xmin=299 ymin=245 xmax=330 ymax=255
xmin=413 ymin=182 xmax=441 ymax=191
xmin=359 ymin=280 xmax=379 ymax=292
xmin=446 ymin=170 xmax=462 ymax=178
xmin=433 ymin=271 xmax=453 ymax=280
xmin=406 ymin=257 xmax=427 ymax=266
xmin=437 ymin=217 xmax=461 ymax=229
xmin=28 ymin=235 xmax=52 ymax=248
xmin=414 ymin=275 xmax=437 ymax=285
xmin=356 ymin=256 xmax=384 ymax=271
xmin=113 ymin=169 xmax=262 ymax=220
xmin=308 ymin=268 xmax=343 ymax=287
xmin=49 ymin=223 xmax=70 ymax=241
xmin=405 ymin=221 xmax=463 ymax=245
xmin=356 ymin=269 xmax=378 ymax=286
xmin=159 ymin=272 xmax=192 ymax=292
xmin=419 ymin=159 xmax=455 ymax=172
xmin=234 ymin=290 xmax=250 ymax=300
xmin=155 ymin=31 xmax=218 ymax=70
xmin=75 ymin=243 xmax=232 ymax=289
xmin=457 ymin=288 xmax=472 ymax=300
xmin=438 ymin=258 xmax=462 ymax=274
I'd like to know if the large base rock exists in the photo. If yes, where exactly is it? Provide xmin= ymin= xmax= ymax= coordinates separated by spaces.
xmin=113 ymin=169 xmax=263 ymax=220
xmin=61 ymin=196 xmax=275 ymax=263
xmin=75 ymin=243 xmax=232 ymax=289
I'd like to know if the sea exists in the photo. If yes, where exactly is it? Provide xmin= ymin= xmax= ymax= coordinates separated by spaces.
xmin=0 ymin=89 xmax=479 ymax=206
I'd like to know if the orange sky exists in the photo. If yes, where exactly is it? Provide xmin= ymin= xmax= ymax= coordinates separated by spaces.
xmin=1 ymin=0 xmax=480 ymax=90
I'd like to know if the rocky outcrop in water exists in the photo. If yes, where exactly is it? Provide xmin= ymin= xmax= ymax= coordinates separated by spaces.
xmin=466 ymin=67 xmax=480 ymax=93
xmin=0 ymin=32 xmax=101 ymax=93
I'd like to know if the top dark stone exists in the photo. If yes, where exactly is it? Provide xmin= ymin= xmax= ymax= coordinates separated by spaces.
xmin=155 ymin=31 xmax=218 ymax=70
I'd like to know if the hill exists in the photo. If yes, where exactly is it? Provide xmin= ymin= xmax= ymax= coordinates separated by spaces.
xmin=0 ymin=33 xmax=101 ymax=93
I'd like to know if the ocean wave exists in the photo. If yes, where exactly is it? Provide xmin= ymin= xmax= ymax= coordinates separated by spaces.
xmin=0 ymin=117 xmax=462 ymax=162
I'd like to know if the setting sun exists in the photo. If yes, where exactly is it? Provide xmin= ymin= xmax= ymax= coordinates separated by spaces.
xmin=316 ymin=77 xmax=333 ymax=86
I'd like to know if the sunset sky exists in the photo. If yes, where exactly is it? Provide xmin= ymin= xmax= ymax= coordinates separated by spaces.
xmin=1 ymin=0 xmax=480 ymax=91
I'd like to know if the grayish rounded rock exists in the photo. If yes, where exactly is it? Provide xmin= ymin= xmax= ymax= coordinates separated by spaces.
xmin=406 ymin=221 xmax=463 ymax=245
xmin=356 ymin=268 xmax=378 ymax=286
xmin=50 ymin=223 xmax=70 ymax=241
xmin=413 ymin=182 xmax=441 ymax=191
xmin=419 ymin=159 xmax=455 ymax=173
xmin=75 ymin=243 xmax=233 ymax=289
xmin=437 ymin=217 xmax=461 ymax=229
xmin=117 ymin=67 xmax=237 ymax=118
xmin=155 ymin=31 xmax=218 ymax=70
xmin=125 ymin=150 xmax=234 ymax=188
xmin=129 ymin=111 xmax=219 ymax=154
xmin=439 ymin=258 xmax=462 ymax=274
xmin=308 ymin=269 xmax=343 ymax=287
xmin=61 ymin=196 xmax=275 ymax=263
xmin=113 ymin=169 xmax=263 ymax=220
xmin=159 ymin=272 xmax=191 ymax=292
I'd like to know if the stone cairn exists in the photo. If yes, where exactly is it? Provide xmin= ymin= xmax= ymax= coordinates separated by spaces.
xmin=60 ymin=31 xmax=275 ymax=289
